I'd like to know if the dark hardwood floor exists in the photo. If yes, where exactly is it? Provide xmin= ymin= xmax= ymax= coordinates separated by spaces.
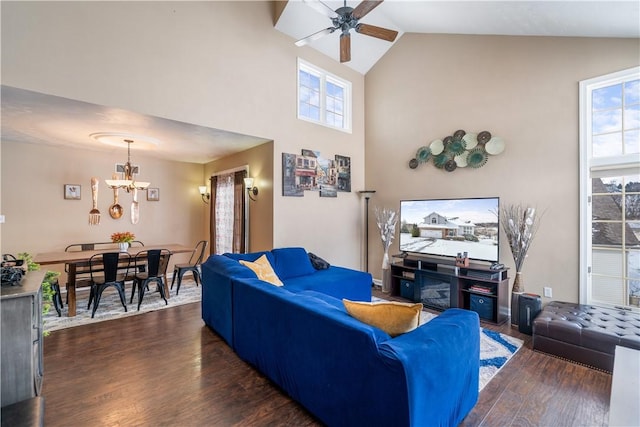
xmin=42 ymin=292 xmax=612 ymax=426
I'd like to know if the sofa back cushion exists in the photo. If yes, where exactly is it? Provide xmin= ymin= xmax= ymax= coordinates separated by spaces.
xmin=224 ymin=251 xmax=275 ymax=266
xmin=271 ymin=247 xmax=316 ymax=280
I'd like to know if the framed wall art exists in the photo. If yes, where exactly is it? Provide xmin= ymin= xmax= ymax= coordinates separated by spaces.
xmin=282 ymin=149 xmax=351 ymax=198
xmin=64 ymin=184 xmax=81 ymax=200
xmin=147 ymin=188 xmax=159 ymax=201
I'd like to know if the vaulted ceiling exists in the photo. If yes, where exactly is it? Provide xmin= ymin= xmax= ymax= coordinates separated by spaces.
xmin=276 ymin=0 xmax=640 ymax=74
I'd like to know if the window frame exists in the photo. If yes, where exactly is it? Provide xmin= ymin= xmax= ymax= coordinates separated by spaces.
xmin=579 ymin=66 xmax=640 ymax=309
xmin=297 ymin=58 xmax=352 ymax=133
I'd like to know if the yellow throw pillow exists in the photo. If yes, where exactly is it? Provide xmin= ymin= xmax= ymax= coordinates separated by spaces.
xmin=239 ymin=254 xmax=283 ymax=286
xmin=343 ymin=299 xmax=423 ymax=337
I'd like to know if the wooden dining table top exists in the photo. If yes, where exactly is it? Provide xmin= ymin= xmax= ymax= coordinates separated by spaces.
xmin=34 ymin=243 xmax=194 ymax=265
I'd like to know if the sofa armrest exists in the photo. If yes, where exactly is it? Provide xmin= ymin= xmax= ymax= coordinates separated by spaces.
xmin=379 ymin=308 xmax=480 ymax=427
xmin=201 ymin=255 xmax=257 ymax=345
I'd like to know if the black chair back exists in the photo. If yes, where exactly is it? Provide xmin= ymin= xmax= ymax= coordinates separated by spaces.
xmin=145 ymin=250 xmax=162 ymax=277
xmin=134 ymin=249 xmax=172 ymax=278
xmin=89 ymin=252 xmax=130 ymax=283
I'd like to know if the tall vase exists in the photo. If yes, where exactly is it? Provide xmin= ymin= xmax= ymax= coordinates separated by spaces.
xmin=512 ymin=271 xmax=524 ymax=293
xmin=511 ymin=271 xmax=524 ymax=327
xmin=119 ymin=242 xmax=129 ymax=253
xmin=381 ymin=250 xmax=391 ymax=293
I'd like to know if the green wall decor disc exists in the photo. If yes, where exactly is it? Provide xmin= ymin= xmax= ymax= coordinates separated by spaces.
xmin=467 ymin=147 xmax=488 ymax=168
xmin=433 ymin=153 xmax=450 ymax=168
xmin=416 ymin=146 xmax=431 ymax=163
xmin=447 ymin=138 xmax=466 ymax=155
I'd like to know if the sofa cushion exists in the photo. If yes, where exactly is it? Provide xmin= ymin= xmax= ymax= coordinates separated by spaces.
xmin=271 ymin=247 xmax=316 ymax=280
xmin=308 ymin=252 xmax=330 ymax=270
xmin=239 ymin=254 xmax=283 ymax=286
xmin=343 ymin=299 xmax=423 ymax=337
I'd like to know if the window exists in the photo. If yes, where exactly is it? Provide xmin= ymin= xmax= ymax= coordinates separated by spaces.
xmin=580 ymin=67 xmax=640 ymax=311
xmin=298 ymin=59 xmax=352 ymax=132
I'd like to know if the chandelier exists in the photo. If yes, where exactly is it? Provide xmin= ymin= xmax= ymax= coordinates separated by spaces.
xmin=104 ymin=139 xmax=150 ymax=192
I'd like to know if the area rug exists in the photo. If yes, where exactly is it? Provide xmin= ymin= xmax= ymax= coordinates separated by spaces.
xmin=43 ymin=278 xmax=201 ymax=332
xmin=375 ymin=299 xmax=523 ymax=392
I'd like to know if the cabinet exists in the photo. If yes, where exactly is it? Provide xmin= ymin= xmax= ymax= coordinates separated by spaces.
xmin=1 ymin=270 xmax=45 ymax=406
xmin=390 ymin=255 xmax=509 ymax=324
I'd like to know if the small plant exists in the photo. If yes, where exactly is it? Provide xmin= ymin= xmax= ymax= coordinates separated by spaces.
xmin=17 ymin=252 xmax=59 ymax=336
xmin=111 ymin=231 xmax=135 ymax=243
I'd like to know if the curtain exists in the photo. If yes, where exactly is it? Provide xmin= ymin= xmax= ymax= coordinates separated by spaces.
xmin=209 ymin=170 xmax=247 ymax=255
xmin=213 ymin=173 xmax=234 ymax=254
xmin=233 ymin=170 xmax=247 ymax=253
xmin=209 ymin=176 xmax=217 ymax=256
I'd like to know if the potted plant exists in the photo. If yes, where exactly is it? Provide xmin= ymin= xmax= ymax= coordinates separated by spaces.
xmin=498 ymin=203 xmax=543 ymax=326
xmin=111 ymin=231 xmax=135 ymax=252
xmin=17 ymin=252 xmax=59 ymax=335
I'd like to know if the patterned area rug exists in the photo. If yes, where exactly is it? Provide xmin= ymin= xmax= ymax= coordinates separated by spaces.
xmin=413 ymin=307 xmax=523 ymax=391
xmin=43 ymin=278 xmax=201 ymax=332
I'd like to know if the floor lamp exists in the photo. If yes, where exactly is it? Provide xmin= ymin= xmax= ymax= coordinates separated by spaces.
xmin=358 ymin=190 xmax=376 ymax=272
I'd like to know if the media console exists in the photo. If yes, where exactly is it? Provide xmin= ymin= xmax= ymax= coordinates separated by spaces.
xmin=390 ymin=254 xmax=509 ymax=324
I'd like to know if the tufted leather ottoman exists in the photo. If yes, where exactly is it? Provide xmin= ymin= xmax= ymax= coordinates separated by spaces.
xmin=533 ymin=301 xmax=640 ymax=372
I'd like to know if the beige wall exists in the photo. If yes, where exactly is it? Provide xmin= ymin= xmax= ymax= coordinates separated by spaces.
xmin=1 ymin=141 xmax=203 ymax=277
xmin=204 ymin=142 xmax=275 ymax=253
xmin=365 ymin=34 xmax=640 ymax=303
xmin=1 ymin=1 xmax=367 ymax=269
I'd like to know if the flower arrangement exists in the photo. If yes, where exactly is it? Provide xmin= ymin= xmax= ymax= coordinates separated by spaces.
xmin=111 ymin=231 xmax=135 ymax=244
xmin=374 ymin=207 xmax=398 ymax=270
xmin=498 ymin=203 xmax=542 ymax=293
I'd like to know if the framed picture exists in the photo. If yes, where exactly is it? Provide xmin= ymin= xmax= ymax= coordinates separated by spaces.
xmin=147 ymin=188 xmax=159 ymax=201
xmin=64 ymin=184 xmax=81 ymax=200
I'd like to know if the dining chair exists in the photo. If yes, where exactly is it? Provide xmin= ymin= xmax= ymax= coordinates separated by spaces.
xmin=170 ymin=240 xmax=208 ymax=295
xmin=87 ymin=252 xmax=130 ymax=318
xmin=130 ymin=249 xmax=172 ymax=311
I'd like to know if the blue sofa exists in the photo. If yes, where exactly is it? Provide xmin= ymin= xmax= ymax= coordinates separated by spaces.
xmin=201 ymin=247 xmax=480 ymax=426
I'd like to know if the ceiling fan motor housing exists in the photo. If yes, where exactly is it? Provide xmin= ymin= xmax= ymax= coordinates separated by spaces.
xmin=333 ymin=6 xmax=358 ymax=34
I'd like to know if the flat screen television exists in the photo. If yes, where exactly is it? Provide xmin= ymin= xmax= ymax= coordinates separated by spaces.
xmin=399 ymin=197 xmax=500 ymax=263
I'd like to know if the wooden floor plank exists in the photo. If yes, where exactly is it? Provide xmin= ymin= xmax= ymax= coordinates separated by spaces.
xmin=42 ymin=292 xmax=612 ymax=426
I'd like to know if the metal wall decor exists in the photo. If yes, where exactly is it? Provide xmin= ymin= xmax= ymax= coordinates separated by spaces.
xmin=409 ymin=130 xmax=505 ymax=172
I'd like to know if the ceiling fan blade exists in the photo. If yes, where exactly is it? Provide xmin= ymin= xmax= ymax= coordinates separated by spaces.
xmin=352 ymin=0 xmax=384 ymax=20
xmin=355 ymin=23 xmax=398 ymax=42
xmin=302 ymin=0 xmax=338 ymax=19
xmin=340 ymin=33 xmax=351 ymax=63
xmin=295 ymin=27 xmax=336 ymax=47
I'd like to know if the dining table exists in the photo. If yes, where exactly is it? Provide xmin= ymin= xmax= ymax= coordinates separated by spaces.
xmin=34 ymin=243 xmax=195 ymax=317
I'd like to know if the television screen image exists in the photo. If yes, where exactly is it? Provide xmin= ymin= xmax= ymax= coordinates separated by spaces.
xmin=399 ymin=197 xmax=500 ymax=263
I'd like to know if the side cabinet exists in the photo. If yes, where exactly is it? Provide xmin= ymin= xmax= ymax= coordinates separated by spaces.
xmin=1 ymin=270 xmax=45 ymax=406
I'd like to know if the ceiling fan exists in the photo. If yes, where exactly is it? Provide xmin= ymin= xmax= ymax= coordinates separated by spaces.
xmin=295 ymin=0 xmax=399 ymax=63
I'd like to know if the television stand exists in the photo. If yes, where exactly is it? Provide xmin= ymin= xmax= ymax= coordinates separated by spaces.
xmin=390 ymin=254 xmax=509 ymax=324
